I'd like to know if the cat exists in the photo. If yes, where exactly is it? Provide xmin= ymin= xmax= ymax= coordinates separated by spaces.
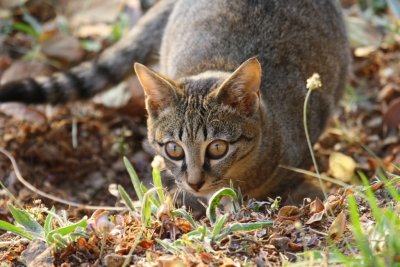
xmin=0 ymin=0 xmax=350 ymax=207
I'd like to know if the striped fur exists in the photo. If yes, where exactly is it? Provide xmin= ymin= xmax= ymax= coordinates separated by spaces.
xmin=0 ymin=0 xmax=175 ymax=104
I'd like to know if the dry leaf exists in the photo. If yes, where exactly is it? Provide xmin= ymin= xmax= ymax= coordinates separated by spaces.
xmin=41 ymin=32 xmax=84 ymax=63
xmin=221 ymin=257 xmax=241 ymax=267
xmin=0 ymin=103 xmax=47 ymax=124
xmin=329 ymin=152 xmax=356 ymax=182
xmin=324 ymin=195 xmax=344 ymax=212
xmin=157 ymin=255 xmax=185 ymax=267
xmin=305 ymin=211 xmax=325 ymax=225
xmin=369 ymin=181 xmax=384 ymax=191
xmin=269 ymin=236 xmax=290 ymax=251
xmin=328 ymin=210 xmax=347 ymax=241
xmin=276 ymin=206 xmax=302 ymax=222
xmin=310 ymin=197 xmax=325 ymax=214
xmin=67 ymin=0 xmax=122 ymax=27
xmin=288 ymin=241 xmax=303 ymax=252
xmin=383 ymin=98 xmax=400 ymax=129
xmin=1 ymin=61 xmax=54 ymax=84
xmin=174 ymin=217 xmax=192 ymax=233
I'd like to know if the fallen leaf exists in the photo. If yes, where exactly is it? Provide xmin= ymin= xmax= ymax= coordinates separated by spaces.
xmin=103 ymin=253 xmax=126 ymax=267
xmin=329 ymin=152 xmax=356 ymax=182
xmin=328 ymin=210 xmax=347 ymax=241
xmin=220 ymin=257 xmax=241 ymax=267
xmin=157 ymin=255 xmax=185 ymax=267
xmin=1 ymin=61 xmax=54 ymax=84
xmin=75 ymin=24 xmax=112 ymax=38
xmin=276 ymin=206 xmax=302 ymax=222
xmin=305 ymin=211 xmax=325 ymax=225
xmin=324 ymin=195 xmax=344 ymax=212
xmin=269 ymin=236 xmax=290 ymax=251
xmin=383 ymin=98 xmax=400 ymax=129
xmin=174 ymin=217 xmax=192 ymax=233
xmin=138 ymin=239 xmax=154 ymax=249
xmin=0 ymin=103 xmax=47 ymax=124
xmin=288 ymin=241 xmax=303 ymax=252
xmin=369 ymin=181 xmax=384 ymax=191
xmin=310 ymin=197 xmax=324 ymax=214
xmin=67 ymin=0 xmax=122 ymax=27
xmin=41 ymin=32 xmax=84 ymax=64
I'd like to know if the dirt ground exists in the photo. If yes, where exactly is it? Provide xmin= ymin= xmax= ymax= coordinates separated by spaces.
xmin=0 ymin=0 xmax=399 ymax=266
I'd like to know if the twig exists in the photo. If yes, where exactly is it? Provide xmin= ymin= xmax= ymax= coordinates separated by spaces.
xmin=0 ymin=148 xmax=126 ymax=211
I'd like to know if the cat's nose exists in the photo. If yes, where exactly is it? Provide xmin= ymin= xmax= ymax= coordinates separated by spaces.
xmin=188 ymin=180 xmax=205 ymax=191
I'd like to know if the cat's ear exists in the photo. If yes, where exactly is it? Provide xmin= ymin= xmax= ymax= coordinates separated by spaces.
xmin=213 ymin=57 xmax=261 ymax=115
xmin=134 ymin=63 xmax=181 ymax=116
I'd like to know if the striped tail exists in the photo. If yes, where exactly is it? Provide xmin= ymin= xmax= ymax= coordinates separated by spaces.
xmin=0 ymin=0 xmax=175 ymax=104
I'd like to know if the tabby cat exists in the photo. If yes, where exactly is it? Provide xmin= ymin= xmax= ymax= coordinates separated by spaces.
xmin=0 ymin=0 xmax=350 ymax=206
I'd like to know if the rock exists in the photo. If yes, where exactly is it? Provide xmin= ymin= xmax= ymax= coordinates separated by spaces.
xmin=21 ymin=239 xmax=54 ymax=267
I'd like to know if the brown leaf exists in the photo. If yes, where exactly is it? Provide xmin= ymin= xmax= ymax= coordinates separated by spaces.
xmin=0 ymin=103 xmax=47 ymax=124
xmin=310 ymin=197 xmax=324 ymax=214
xmin=157 ymin=255 xmax=185 ymax=267
xmin=1 ymin=61 xmax=54 ymax=84
xmin=67 ymin=0 xmax=123 ymax=27
xmin=370 ymin=181 xmax=384 ymax=191
xmin=174 ymin=217 xmax=192 ymax=233
xmin=288 ymin=241 xmax=303 ymax=252
xmin=324 ymin=195 xmax=344 ymax=212
xmin=329 ymin=152 xmax=356 ymax=182
xmin=305 ymin=211 xmax=325 ymax=225
xmin=383 ymin=98 xmax=400 ymax=129
xmin=41 ymin=32 xmax=84 ymax=64
xmin=269 ymin=236 xmax=290 ymax=251
xmin=138 ymin=239 xmax=154 ymax=249
xmin=328 ymin=210 xmax=347 ymax=241
xmin=276 ymin=206 xmax=301 ymax=222
xmin=220 ymin=257 xmax=241 ymax=267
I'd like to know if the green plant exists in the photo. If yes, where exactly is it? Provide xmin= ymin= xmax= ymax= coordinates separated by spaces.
xmin=121 ymin=157 xmax=274 ymax=255
xmin=0 ymin=205 xmax=88 ymax=249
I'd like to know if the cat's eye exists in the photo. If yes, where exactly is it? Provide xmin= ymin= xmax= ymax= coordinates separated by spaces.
xmin=206 ymin=140 xmax=228 ymax=159
xmin=165 ymin=142 xmax=185 ymax=160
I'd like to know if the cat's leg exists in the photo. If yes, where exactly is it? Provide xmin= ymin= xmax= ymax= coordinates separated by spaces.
xmin=0 ymin=0 xmax=175 ymax=104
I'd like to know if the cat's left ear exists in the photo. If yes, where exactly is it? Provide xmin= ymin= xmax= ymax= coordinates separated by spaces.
xmin=213 ymin=57 xmax=261 ymax=116
xmin=134 ymin=63 xmax=181 ymax=117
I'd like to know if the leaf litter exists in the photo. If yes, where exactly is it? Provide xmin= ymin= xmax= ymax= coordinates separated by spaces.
xmin=0 ymin=0 xmax=400 ymax=266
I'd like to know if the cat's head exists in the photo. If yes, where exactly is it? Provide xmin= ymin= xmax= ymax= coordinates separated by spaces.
xmin=134 ymin=58 xmax=262 ymax=197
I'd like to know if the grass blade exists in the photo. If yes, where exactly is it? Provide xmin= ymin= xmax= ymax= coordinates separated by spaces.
xmin=172 ymin=209 xmax=197 ymax=228
xmin=0 ymin=220 xmax=33 ymax=240
xmin=347 ymin=195 xmax=374 ymax=266
xmin=48 ymin=217 xmax=87 ymax=243
xmin=216 ymin=221 xmax=273 ymax=241
xmin=118 ymin=185 xmax=135 ymax=212
xmin=123 ymin=157 xmax=144 ymax=201
xmin=212 ymin=213 xmax=229 ymax=240
xmin=44 ymin=207 xmax=55 ymax=235
xmin=155 ymin=238 xmax=181 ymax=254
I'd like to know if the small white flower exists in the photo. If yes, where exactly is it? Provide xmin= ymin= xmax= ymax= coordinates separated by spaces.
xmin=151 ymin=155 xmax=166 ymax=170
xmin=306 ymin=73 xmax=322 ymax=90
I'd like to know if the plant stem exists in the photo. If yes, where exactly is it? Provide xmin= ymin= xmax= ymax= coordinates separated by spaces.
xmin=303 ymin=89 xmax=327 ymax=200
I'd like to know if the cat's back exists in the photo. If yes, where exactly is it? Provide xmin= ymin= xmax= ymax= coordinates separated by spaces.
xmin=161 ymin=0 xmax=349 ymax=87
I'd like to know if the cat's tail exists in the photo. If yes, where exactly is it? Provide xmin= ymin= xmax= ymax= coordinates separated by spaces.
xmin=0 ymin=0 xmax=175 ymax=104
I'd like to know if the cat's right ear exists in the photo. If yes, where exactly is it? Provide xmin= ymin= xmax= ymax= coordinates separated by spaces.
xmin=134 ymin=63 xmax=180 ymax=116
